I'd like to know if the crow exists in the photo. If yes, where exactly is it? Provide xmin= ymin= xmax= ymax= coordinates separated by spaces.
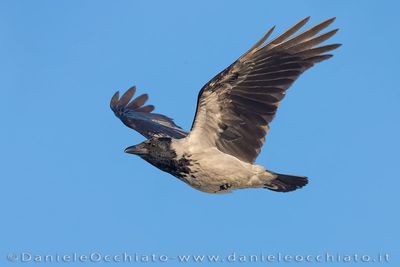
xmin=110 ymin=17 xmax=340 ymax=193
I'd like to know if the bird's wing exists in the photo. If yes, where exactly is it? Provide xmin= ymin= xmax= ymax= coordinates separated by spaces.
xmin=189 ymin=17 xmax=340 ymax=163
xmin=110 ymin=86 xmax=188 ymax=139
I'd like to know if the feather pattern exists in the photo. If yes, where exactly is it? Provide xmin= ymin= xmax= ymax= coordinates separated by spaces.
xmin=188 ymin=17 xmax=341 ymax=163
xmin=110 ymin=86 xmax=187 ymax=139
xmin=110 ymin=17 xmax=340 ymax=194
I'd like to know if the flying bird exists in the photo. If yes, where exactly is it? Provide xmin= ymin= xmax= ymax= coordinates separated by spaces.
xmin=110 ymin=17 xmax=340 ymax=193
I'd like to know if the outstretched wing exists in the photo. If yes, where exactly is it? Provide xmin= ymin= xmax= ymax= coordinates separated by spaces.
xmin=189 ymin=17 xmax=340 ymax=163
xmin=110 ymin=86 xmax=187 ymax=139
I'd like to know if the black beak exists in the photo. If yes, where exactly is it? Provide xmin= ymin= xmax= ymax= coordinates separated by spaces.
xmin=124 ymin=145 xmax=148 ymax=155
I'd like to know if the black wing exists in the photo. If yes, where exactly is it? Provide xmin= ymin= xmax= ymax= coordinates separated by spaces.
xmin=110 ymin=86 xmax=187 ymax=139
xmin=189 ymin=17 xmax=340 ymax=163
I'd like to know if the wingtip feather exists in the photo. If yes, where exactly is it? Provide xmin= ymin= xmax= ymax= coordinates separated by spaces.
xmin=110 ymin=91 xmax=120 ymax=110
xmin=242 ymin=25 xmax=275 ymax=59
xmin=301 ymin=16 xmax=311 ymax=25
xmin=316 ymin=17 xmax=336 ymax=30
xmin=289 ymin=28 xmax=339 ymax=53
xmin=127 ymin=93 xmax=149 ymax=110
xmin=136 ymin=105 xmax=155 ymax=113
xmin=266 ymin=16 xmax=311 ymax=47
xmin=117 ymin=86 xmax=136 ymax=107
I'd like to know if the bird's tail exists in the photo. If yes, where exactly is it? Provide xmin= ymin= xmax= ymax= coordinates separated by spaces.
xmin=264 ymin=173 xmax=308 ymax=192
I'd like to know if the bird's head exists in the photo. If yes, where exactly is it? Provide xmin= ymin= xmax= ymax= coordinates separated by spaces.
xmin=124 ymin=137 xmax=176 ymax=160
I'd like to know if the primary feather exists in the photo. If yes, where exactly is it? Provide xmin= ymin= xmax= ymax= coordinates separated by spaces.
xmin=110 ymin=86 xmax=187 ymax=139
xmin=111 ymin=17 xmax=340 ymax=193
xmin=189 ymin=17 xmax=340 ymax=163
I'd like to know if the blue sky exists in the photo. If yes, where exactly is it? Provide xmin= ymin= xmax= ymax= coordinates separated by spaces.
xmin=1 ymin=1 xmax=399 ymax=266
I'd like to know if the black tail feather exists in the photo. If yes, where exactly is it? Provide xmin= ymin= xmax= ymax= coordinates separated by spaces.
xmin=264 ymin=173 xmax=308 ymax=192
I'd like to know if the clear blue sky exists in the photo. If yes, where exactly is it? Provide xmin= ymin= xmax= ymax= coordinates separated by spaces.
xmin=1 ymin=1 xmax=399 ymax=266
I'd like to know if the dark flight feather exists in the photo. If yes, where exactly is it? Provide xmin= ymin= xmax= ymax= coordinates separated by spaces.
xmin=110 ymin=86 xmax=187 ymax=139
xmin=189 ymin=17 xmax=340 ymax=163
xmin=110 ymin=17 xmax=340 ymax=163
xmin=110 ymin=17 xmax=340 ymax=194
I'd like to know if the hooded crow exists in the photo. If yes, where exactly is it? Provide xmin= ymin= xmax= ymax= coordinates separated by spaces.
xmin=110 ymin=17 xmax=340 ymax=193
